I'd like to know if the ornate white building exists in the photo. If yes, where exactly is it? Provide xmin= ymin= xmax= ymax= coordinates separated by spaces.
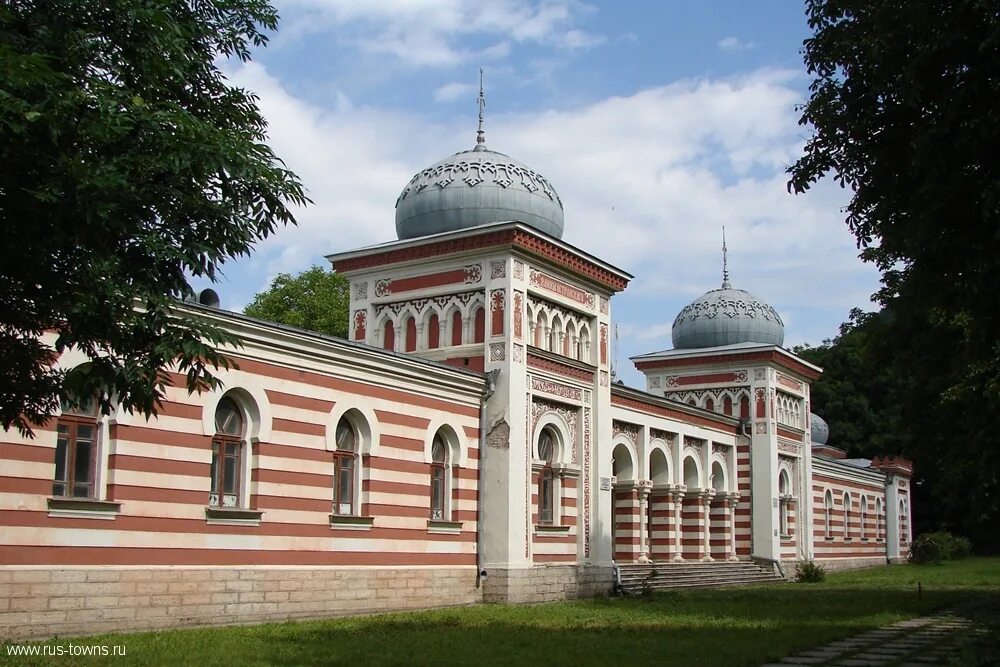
xmin=0 ymin=121 xmax=913 ymax=639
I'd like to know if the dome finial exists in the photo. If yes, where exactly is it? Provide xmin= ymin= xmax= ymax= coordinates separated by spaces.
xmin=475 ymin=68 xmax=487 ymax=151
xmin=721 ymin=226 xmax=731 ymax=289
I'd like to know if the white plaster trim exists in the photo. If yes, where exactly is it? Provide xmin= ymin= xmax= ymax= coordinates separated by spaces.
xmin=324 ymin=397 xmax=381 ymax=457
xmin=422 ymin=417 xmax=469 ymax=468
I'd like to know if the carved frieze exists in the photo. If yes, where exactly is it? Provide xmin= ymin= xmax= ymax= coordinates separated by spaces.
xmin=531 ymin=398 xmax=579 ymax=464
xmin=612 ymin=420 xmax=640 ymax=445
xmin=531 ymin=377 xmax=583 ymax=402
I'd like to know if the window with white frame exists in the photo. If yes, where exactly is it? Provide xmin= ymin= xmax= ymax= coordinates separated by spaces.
xmin=53 ymin=395 xmax=100 ymax=498
xmin=210 ymin=397 xmax=245 ymax=508
xmin=333 ymin=417 xmax=358 ymax=515
xmin=537 ymin=428 xmax=557 ymax=525
xmin=430 ymin=432 xmax=450 ymax=520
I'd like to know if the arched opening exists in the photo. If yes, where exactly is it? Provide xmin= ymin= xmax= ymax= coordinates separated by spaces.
xmin=612 ymin=444 xmax=634 ymax=481
xmin=333 ymin=415 xmax=359 ymax=515
xmin=844 ymin=492 xmax=852 ymax=539
xmin=54 ymin=394 xmax=100 ymax=499
xmin=649 ymin=449 xmax=670 ymax=484
xmin=711 ymin=461 xmax=727 ymax=492
xmin=427 ymin=313 xmax=440 ymax=349
xmin=473 ymin=306 xmax=485 ymax=343
xmin=778 ymin=469 xmax=791 ymax=536
xmin=723 ymin=395 xmax=733 ymax=416
xmin=824 ymin=490 xmax=834 ymax=538
xmin=382 ymin=319 xmax=395 ymax=351
xmin=705 ymin=397 xmax=715 ymax=412
xmin=739 ymin=396 xmax=750 ymax=420
xmin=210 ymin=395 xmax=246 ymax=508
xmin=578 ymin=326 xmax=590 ymax=361
xmin=860 ymin=496 xmax=869 ymax=539
xmin=404 ymin=315 xmax=417 ymax=352
xmin=683 ymin=456 xmax=700 ymax=489
xmin=430 ymin=431 xmax=448 ymax=520
xmin=451 ymin=310 xmax=463 ymax=346
xmin=535 ymin=311 xmax=547 ymax=349
xmin=537 ymin=427 xmax=558 ymax=525
xmin=564 ymin=320 xmax=576 ymax=358
xmin=875 ymin=498 xmax=883 ymax=540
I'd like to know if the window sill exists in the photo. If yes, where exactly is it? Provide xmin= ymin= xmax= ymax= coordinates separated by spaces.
xmin=427 ymin=519 xmax=463 ymax=535
xmin=534 ymin=523 xmax=571 ymax=534
xmin=47 ymin=497 xmax=120 ymax=520
xmin=824 ymin=536 xmax=835 ymax=541
xmin=205 ymin=507 xmax=263 ymax=526
xmin=329 ymin=514 xmax=375 ymax=531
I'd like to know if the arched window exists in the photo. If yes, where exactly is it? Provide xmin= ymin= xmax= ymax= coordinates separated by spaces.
xmin=383 ymin=320 xmax=395 ymax=351
xmin=778 ymin=469 xmax=790 ymax=536
xmin=875 ymin=498 xmax=883 ymax=540
xmin=210 ymin=397 xmax=244 ymax=508
xmin=537 ymin=428 xmax=556 ymax=525
xmin=723 ymin=396 xmax=733 ymax=416
xmin=705 ymin=397 xmax=715 ymax=412
xmin=739 ymin=396 xmax=750 ymax=420
xmin=54 ymin=396 xmax=100 ymax=498
xmin=427 ymin=313 xmax=440 ymax=350
xmin=843 ymin=492 xmax=852 ymax=539
xmin=404 ymin=315 xmax=417 ymax=352
xmin=451 ymin=310 xmax=462 ymax=345
xmin=824 ymin=490 xmax=834 ymax=538
xmin=333 ymin=417 xmax=358 ymax=515
xmin=430 ymin=433 xmax=449 ymax=520
xmin=578 ymin=326 xmax=590 ymax=361
xmin=535 ymin=312 xmax=548 ymax=349
xmin=473 ymin=306 xmax=485 ymax=344
xmin=860 ymin=496 xmax=869 ymax=540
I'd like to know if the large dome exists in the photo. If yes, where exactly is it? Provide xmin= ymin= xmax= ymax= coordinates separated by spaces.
xmin=811 ymin=413 xmax=830 ymax=445
xmin=395 ymin=145 xmax=564 ymax=240
xmin=671 ymin=286 xmax=785 ymax=349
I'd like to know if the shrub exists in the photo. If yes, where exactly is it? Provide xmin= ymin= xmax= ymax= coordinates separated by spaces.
xmin=910 ymin=531 xmax=974 ymax=564
xmin=795 ymin=561 xmax=826 ymax=583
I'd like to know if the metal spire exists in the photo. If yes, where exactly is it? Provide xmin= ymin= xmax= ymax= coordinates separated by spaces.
xmin=721 ymin=226 xmax=731 ymax=289
xmin=475 ymin=68 xmax=486 ymax=150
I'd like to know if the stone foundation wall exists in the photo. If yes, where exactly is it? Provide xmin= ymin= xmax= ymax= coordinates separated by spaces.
xmin=807 ymin=556 xmax=888 ymax=574
xmin=0 ymin=566 xmax=481 ymax=640
xmin=482 ymin=565 xmax=612 ymax=604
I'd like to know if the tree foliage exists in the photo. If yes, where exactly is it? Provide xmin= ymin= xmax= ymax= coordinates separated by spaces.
xmin=0 ymin=0 xmax=307 ymax=434
xmin=244 ymin=267 xmax=350 ymax=339
xmin=789 ymin=0 xmax=1000 ymax=540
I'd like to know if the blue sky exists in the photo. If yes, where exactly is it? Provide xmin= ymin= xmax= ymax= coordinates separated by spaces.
xmin=196 ymin=0 xmax=880 ymax=387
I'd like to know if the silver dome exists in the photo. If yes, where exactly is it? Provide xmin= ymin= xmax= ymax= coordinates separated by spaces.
xmin=811 ymin=413 xmax=830 ymax=445
xmin=395 ymin=146 xmax=564 ymax=240
xmin=671 ymin=287 xmax=785 ymax=349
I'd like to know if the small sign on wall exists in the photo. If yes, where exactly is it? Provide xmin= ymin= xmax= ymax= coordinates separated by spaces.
xmin=600 ymin=477 xmax=612 ymax=491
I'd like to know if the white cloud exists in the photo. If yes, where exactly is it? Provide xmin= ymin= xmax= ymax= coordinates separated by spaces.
xmin=274 ymin=0 xmax=604 ymax=67
xmin=718 ymin=36 xmax=757 ymax=51
xmin=433 ymin=82 xmax=477 ymax=103
xmin=209 ymin=61 xmax=878 ymax=385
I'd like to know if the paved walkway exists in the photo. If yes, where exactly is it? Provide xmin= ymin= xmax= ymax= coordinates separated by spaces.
xmin=761 ymin=609 xmax=982 ymax=667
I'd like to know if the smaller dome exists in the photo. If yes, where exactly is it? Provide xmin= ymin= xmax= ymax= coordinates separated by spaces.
xmin=671 ymin=287 xmax=784 ymax=349
xmin=810 ymin=413 xmax=830 ymax=445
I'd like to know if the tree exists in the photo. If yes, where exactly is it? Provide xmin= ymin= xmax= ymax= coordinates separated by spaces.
xmin=0 ymin=1 xmax=307 ymax=434
xmin=244 ymin=267 xmax=350 ymax=338
xmin=789 ymin=0 xmax=1000 ymax=542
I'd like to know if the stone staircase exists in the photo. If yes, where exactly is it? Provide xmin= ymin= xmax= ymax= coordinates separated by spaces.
xmin=615 ymin=560 xmax=785 ymax=594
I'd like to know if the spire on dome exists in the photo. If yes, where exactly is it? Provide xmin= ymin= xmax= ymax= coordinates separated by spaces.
xmin=721 ymin=226 xmax=731 ymax=289
xmin=475 ymin=68 xmax=487 ymax=151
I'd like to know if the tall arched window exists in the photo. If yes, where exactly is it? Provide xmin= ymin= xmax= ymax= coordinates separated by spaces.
xmin=843 ymin=492 xmax=852 ymax=539
xmin=383 ymin=320 xmax=395 ymax=351
xmin=778 ymin=469 xmax=790 ymax=536
xmin=723 ymin=396 xmax=733 ymax=416
xmin=430 ymin=433 xmax=448 ymax=520
xmin=537 ymin=428 xmax=556 ymax=525
xmin=427 ymin=313 xmax=440 ymax=349
xmin=404 ymin=315 xmax=417 ymax=352
xmin=451 ymin=310 xmax=463 ymax=346
xmin=211 ymin=397 xmax=244 ymax=508
xmin=739 ymin=396 xmax=750 ymax=419
xmin=333 ymin=417 xmax=358 ymax=515
xmin=860 ymin=496 xmax=869 ymax=540
xmin=473 ymin=306 xmax=485 ymax=344
xmin=824 ymin=490 xmax=834 ymax=538
xmin=875 ymin=498 xmax=883 ymax=540
xmin=54 ymin=396 xmax=99 ymax=498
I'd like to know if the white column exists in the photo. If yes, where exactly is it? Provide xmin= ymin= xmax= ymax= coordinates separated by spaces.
xmin=702 ymin=490 xmax=714 ymax=561
xmin=672 ymin=489 xmax=684 ymax=561
xmin=638 ymin=482 xmax=651 ymax=563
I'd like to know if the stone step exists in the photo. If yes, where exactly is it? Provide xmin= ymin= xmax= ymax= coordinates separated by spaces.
xmin=615 ymin=560 xmax=784 ymax=593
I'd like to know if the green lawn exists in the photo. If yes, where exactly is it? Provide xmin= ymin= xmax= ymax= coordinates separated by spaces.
xmin=4 ymin=558 xmax=999 ymax=666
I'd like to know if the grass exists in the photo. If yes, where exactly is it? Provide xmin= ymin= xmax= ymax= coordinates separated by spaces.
xmin=3 ymin=558 xmax=999 ymax=666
